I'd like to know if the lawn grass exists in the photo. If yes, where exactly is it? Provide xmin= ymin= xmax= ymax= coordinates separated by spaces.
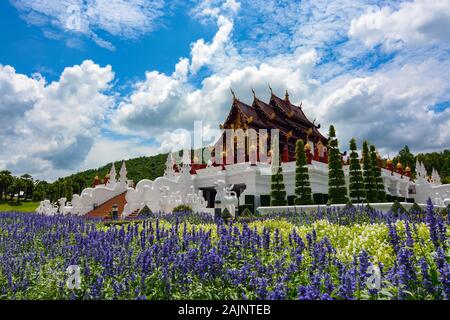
xmin=0 ymin=201 xmax=39 ymax=212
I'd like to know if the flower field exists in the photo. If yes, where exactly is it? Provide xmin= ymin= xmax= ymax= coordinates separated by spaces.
xmin=0 ymin=201 xmax=449 ymax=300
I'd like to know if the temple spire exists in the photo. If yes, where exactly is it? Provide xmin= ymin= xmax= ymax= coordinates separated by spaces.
xmin=268 ymin=83 xmax=273 ymax=95
xmin=230 ymin=88 xmax=236 ymax=100
xmin=285 ymin=90 xmax=289 ymax=102
xmin=119 ymin=160 xmax=128 ymax=186
xmin=251 ymin=87 xmax=256 ymax=99
xmin=107 ymin=162 xmax=117 ymax=187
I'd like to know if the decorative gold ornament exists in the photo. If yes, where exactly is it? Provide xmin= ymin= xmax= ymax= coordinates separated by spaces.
xmin=304 ymin=143 xmax=311 ymax=151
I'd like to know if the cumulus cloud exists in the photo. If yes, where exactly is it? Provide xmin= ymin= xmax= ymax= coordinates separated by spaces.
xmin=349 ymin=0 xmax=450 ymax=50
xmin=190 ymin=15 xmax=235 ymax=74
xmin=315 ymin=58 xmax=450 ymax=154
xmin=10 ymin=0 xmax=166 ymax=50
xmin=0 ymin=60 xmax=115 ymax=179
xmin=80 ymin=137 xmax=159 ymax=172
xmin=111 ymin=45 xmax=320 ymax=151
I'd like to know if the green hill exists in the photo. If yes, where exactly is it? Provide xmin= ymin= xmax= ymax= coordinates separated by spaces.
xmin=67 ymin=153 xmax=168 ymax=191
xmin=29 ymin=153 xmax=169 ymax=203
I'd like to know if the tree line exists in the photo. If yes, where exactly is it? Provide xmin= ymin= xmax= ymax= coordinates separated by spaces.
xmin=0 ymin=153 xmax=168 ymax=204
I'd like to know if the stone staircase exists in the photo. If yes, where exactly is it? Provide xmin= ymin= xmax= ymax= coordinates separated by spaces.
xmin=85 ymin=192 xmax=127 ymax=219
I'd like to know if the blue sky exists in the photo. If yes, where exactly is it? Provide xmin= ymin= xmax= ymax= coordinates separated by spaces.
xmin=0 ymin=0 xmax=449 ymax=181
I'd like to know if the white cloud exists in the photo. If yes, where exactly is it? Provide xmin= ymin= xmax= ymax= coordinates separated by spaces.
xmin=111 ymin=46 xmax=320 ymax=149
xmin=0 ymin=60 xmax=115 ymax=179
xmin=190 ymin=15 xmax=235 ymax=74
xmin=349 ymin=0 xmax=450 ymax=50
xmin=314 ymin=58 xmax=450 ymax=153
xmin=192 ymin=0 xmax=241 ymax=21
xmin=81 ymin=137 xmax=159 ymax=172
xmin=11 ymin=0 xmax=166 ymax=50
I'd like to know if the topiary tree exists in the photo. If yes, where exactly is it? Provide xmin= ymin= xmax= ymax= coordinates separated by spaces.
xmin=138 ymin=205 xmax=153 ymax=218
xmin=270 ymin=165 xmax=287 ymax=206
xmin=327 ymin=125 xmax=348 ymax=204
xmin=294 ymin=139 xmax=313 ymax=205
xmin=370 ymin=144 xmax=387 ymax=202
xmin=362 ymin=141 xmax=378 ymax=203
xmin=221 ymin=208 xmax=232 ymax=221
xmin=391 ymin=200 xmax=407 ymax=216
xmin=348 ymin=138 xmax=365 ymax=203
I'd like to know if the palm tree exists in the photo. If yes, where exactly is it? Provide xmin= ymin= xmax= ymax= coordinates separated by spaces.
xmin=0 ymin=170 xmax=13 ymax=201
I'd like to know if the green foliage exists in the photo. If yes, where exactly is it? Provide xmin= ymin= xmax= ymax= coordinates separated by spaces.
xmin=313 ymin=193 xmax=328 ymax=205
xmin=270 ymin=165 xmax=287 ymax=206
xmin=393 ymin=145 xmax=416 ymax=177
xmin=391 ymin=200 xmax=407 ymax=216
xmin=370 ymin=145 xmax=387 ymax=202
xmin=239 ymin=204 xmax=254 ymax=215
xmin=138 ymin=205 xmax=152 ymax=218
xmin=344 ymin=200 xmax=355 ymax=210
xmin=294 ymin=139 xmax=313 ymax=205
xmin=362 ymin=141 xmax=378 ymax=203
xmin=259 ymin=195 xmax=271 ymax=207
xmin=348 ymin=138 xmax=365 ymax=203
xmin=240 ymin=207 xmax=253 ymax=217
xmin=415 ymin=149 xmax=450 ymax=183
xmin=409 ymin=202 xmax=423 ymax=215
xmin=172 ymin=204 xmax=193 ymax=213
xmin=0 ymin=201 xmax=40 ymax=212
xmin=364 ymin=202 xmax=375 ymax=214
xmin=221 ymin=208 xmax=232 ymax=220
xmin=327 ymin=125 xmax=348 ymax=204
xmin=244 ymin=195 xmax=255 ymax=206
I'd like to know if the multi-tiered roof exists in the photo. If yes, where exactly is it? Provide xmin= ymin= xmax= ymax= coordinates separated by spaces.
xmin=218 ymin=88 xmax=327 ymax=153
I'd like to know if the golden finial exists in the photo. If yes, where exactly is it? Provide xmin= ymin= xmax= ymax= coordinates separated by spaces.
xmin=285 ymin=90 xmax=289 ymax=101
xmin=396 ymin=161 xmax=403 ymax=169
xmin=405 ymin=164 xmax=411 ymax=172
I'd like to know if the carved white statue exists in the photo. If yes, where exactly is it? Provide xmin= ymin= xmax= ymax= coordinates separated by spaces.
xmin=214 ymin=180 xmax=238 ymax=218
xmin=36 ymin=200 xmax=58 ymax=216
